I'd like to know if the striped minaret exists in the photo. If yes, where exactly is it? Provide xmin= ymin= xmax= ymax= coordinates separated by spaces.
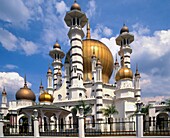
xmin=116 ymin=24 xmax=134 ymax=68
xmin=134 ymin=64 xmax=141 ymax=102
xmin=95 ymin=59 xmax=103 ymax=122
xmin=49 ymin=41 xmax=65 ymax=90
xmin=64 ymin=1 xmax=88 ymax=99
xmin=46 ymin=67 xmax=53 ymax=95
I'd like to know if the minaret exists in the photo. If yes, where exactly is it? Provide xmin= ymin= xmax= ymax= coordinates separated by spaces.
xmin=95 ymin=59 xmax=103 ymax=122
xmin=39 ymin=80 xmax=44 ymax=94
xmin=1 ymin=87 xmax=7 ymax=108
xmin=56 ymin=69 xmax=62 ymax=90
xmin=49 ymin=41 xmax=65 ymax=90
xmin=114 ymin=54 xmax=119 ymax=81
xmin=86 ymin=21 xmax=91 ymax=39
xmin=116 ymin=24 xmax=134 ymax=68
xmin=64 ymin=1 xmax=88 ymax=99
xmin=46 ymin=67 xmax=53 ymax=95
xmin=134 ymin=64 xmax=141 ymax=102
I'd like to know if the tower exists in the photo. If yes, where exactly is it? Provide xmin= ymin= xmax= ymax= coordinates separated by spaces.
xmin=49 ymin=41 xmax=65 ymax=90
xmin=116 ymin=24 xmax=134 ymax=68
xmin=39 ymin=80 xmax=44 ymax=95
xmin=134 ymin=64 xmax=141 ymax=102
xmin=95 ymin=60 xmax=104 ymax=123
xmin=1 ymin=87 xmax=7 ymax=108
xmin=46 ymin=67 xmax=53 ymax=95
xmin=64 ymin=1 xmax=88 ymax=99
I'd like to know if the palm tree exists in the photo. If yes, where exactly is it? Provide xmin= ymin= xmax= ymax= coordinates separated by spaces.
xmin=71 ymin=100 xmax=92 ymax=128
xmin=101 ymin=105 xmax=118 ymax=122
xmin=163 ymin=99 xmax=170 ymax=112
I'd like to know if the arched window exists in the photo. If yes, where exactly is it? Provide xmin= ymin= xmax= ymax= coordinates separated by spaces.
xmin=79 ymin=93 xmax=82 ymax=98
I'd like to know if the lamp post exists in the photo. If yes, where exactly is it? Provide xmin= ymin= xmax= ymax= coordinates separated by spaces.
xmin=136 ymin=102 xmax=143 ymax=113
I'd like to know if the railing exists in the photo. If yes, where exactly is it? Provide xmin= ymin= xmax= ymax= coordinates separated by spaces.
xmin=40 ymin=123 xmax=78 ymax=136
xmin=144 ymin=117 xmax=170 ymax=136
xmin=3 ymin=124 xmax=34 ymax=136
xmin=85 ymin=118 xmax=136 ymax=136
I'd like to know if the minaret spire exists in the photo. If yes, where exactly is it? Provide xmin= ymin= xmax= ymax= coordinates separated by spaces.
xmin=24 ymin=74 xmax=27 ymax=87
xmin=86 ymin=21 xmax=91 ymax=39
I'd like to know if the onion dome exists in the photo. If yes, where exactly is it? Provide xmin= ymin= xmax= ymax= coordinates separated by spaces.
xmin=53 ymin=41 xmax=61 ymax=49
xmin=115 ymin=66 xmax=133 ymax=82
xmin=71 ymin=0 xmax=81 ymax=11
xmin=16 ymin=75 xmax=36 ymax=101
xmin=2 ymin=87 xmax=7 ymax=96
xmin=47 ymin=67 xmax=52 ymax=75
xmin=39 ymin=91 xmax=53 ymax=103
xmin=120 ymin=24 xmax=129 ymax=34
xmin=96 ymin=59 xmax=102 ymax=66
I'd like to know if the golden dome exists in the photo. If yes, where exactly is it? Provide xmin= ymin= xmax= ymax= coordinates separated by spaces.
xmin=65 ymin=39 xmax=113 ymax=83
xmin=83 ymin=39 xmax=113 ymax=83
xmin=47 ymin=67 xmax=52 ymax=74
xmin=39 ymin=91 xmax=53 ymax=103
xmin=120 ymin=24 xmax=129 ymax=34
xmin=53 ymin=41 xmax=61 ymax=49
xmin=16 ymin=77 xmax=36 ymax=101
xmin=115 ymin=66 xmax=133 ymax=82
xmin=70 ymin=1 xmax=81 ymax=11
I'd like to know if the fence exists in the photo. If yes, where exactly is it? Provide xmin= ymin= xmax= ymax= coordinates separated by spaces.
xmin=85 ymin=118 xmax=136 ymax=136
xmin=144 ymin=117 xmax=170 ymax=136
xmin=40 ymin=123 xmax=78 ymax=136
xmin=3 ymin=124 xmax=34 ymax=136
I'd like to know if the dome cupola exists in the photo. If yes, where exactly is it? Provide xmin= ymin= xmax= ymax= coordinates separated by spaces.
xmin=120 ymin=24 xmax=129 ymax=34
xmin=115 ymin=66 xmax=133 ymax=82
xmin=70 ymin=0 xmax=81 ymax=11
xmin=39 ymin=91 xmax=53 ymax=103
xmin=16 ymin=75 xmax=36 ymax=101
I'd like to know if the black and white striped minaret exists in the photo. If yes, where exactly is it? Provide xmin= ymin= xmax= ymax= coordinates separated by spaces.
xmin=64 ymin=1 xmax=88 ymax=99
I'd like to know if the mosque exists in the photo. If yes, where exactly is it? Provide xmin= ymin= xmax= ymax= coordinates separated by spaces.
xmin=0 ymin=1 xmax=142 ymax=131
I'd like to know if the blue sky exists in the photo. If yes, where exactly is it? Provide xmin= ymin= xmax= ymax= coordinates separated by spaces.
xmin=0 ymin=0 xmax=170 ymax=103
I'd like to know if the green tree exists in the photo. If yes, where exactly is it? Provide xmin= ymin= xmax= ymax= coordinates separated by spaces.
xmin=101 ymin=105 xmax=118 ymax=118
xmin=163 ymin=99 xmax=170 ymax=112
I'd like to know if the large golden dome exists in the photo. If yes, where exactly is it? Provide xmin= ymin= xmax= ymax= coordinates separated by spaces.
xmin=83 ymin=39 xmax=113 ymax=83
xmin=115 ymin=66 xmax=133 ymax=82
xmin=39 ymin=91 xmax=53 ymax=103
xmin=16 ymin=77 xmax=36 ymax=101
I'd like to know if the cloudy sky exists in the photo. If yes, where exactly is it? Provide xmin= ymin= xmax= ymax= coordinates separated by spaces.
xmin=0 ymin=0 xmax=170 ymax=103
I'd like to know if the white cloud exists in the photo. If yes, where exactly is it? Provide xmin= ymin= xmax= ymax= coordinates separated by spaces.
xmin=86 ymin=0 xmax=96 ymax=18
xmin=4 ymin=64 xmax=18 ymax=70
xmin=0 ymin=0 xmax=30 ymax=27
xmin=55 ymin=1 xmax=69 ymax=15
xmin=0 ymin=28 xmax=38 ymax=55
xmin=142 ymin=96 xmax=170 ymax=105
xmin=0 ymin=72 xmax=31 ymax=95
xmin=132 ymin=24 xmax=170 ymax=60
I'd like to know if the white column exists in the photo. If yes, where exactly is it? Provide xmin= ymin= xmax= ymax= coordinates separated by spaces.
xmin=28 ymin=116 xmax=32 ymax=132
xmin=136 ymin=113 xmax=144 ymax=138
xmin=33 ymin=109 xmax=39 ymax=138
xmin=79 ymin=107 xmax=85 ymax=138
xmin=0 ymin=118 xmax=4 ymax=137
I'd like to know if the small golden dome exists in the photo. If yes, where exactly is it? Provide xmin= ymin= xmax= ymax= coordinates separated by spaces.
xmin=47 ymin=67 xmax=52 ymax=74
xmin=39 ymin=91 xmax=53 ymax=103
xmin=115 ymin=66 xmax=133 ymax=82
xmin=2 ymin=87 xmax=7 ymax=96
xmin=53 ymin=41 xmax=61 ymax=49
xmin=96 ymin=59 xmax=102 ymax=66
xmin=120 ymin=24 xmax=129 ymax=34
xmin=71 ymin=1 xmax=81 ymax=11
xmin=57 ymin=70 xmax=62 ymax=76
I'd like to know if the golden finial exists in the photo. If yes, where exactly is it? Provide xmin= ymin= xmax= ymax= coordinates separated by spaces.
xmin=86 ymin=20 xmax=91 ymax=39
